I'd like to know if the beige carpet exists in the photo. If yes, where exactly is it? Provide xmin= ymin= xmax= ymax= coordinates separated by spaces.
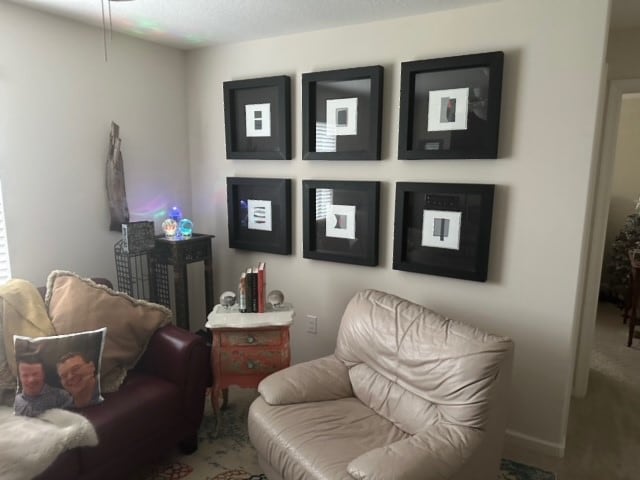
xmin=504 ymin=302 xmax=640 ymax=480
xmin=559 ymin=302 xmax=640 ymax=479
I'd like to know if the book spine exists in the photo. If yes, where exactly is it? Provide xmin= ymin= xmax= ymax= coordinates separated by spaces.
xmin=257 ymin=262 xmax=265 ymax=313
xmin=239 ymin=273 xmax=247 ymax=312
xmin=246 ymin=267 xmax=254 ymax=312
xmin=251 ymin=267 xmax=258 ymax=313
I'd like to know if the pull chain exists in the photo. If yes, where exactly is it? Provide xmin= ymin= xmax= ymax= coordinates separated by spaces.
xmin=100 ymin=0 xmax=116 ymax=62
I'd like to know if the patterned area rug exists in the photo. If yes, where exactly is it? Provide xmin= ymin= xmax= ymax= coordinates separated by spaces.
xmin=133 ymin=388 xmax=555 ymax=480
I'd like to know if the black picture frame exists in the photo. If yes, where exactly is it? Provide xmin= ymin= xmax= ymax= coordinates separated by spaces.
xmin=393 ymin=182 xmax=495 ymax=281
xmin=303 ymin=180 xmax=380 ymax=266
xmin=302 ymin=66 xmax=383 ymax=160
xmin=227 ymin=177 xmax=291 ymax=255
xmin=223 ymin=76 xmax=291 ymax=159
xmin=398 ymin=51 xmax=504 ymax=159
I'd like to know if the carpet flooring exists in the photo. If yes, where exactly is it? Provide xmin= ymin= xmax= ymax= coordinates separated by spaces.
xmin=503 ymin=301 xmax=640 ymax=479
xmin=132 ymin=387 xmax=555 ymax=480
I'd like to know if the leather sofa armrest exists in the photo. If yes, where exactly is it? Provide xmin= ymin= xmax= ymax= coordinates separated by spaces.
xmin=258 ymin=354 xmax=353 ymax=405
xmin=347 ymin=424 xmax=483 ymax=480
xmin=135 ymin=324 xmax=209 ymax=433
xmin=136 ymin=324 xmax=208 ymax=386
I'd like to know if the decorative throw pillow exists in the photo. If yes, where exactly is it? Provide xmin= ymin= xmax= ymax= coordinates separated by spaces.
xmin=45 ymin=270 xmax=172 ymax=392
xmin=0 ymin=279 xmax=56 ymax=406
xmin=13 ymin=328 xmax=106 ymax=417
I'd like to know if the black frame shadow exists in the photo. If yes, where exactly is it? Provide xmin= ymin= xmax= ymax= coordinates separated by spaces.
xmin=398 ymin=51 xmax=504 ymax=159
xmin=223 ymin=76 xmax=291 ymax=159
xmin=227 ymin=177 xmax=291 ymax=255
xmin=303 ymin=180 xmax=380 ymax=266
xmin=393 ymin=182 xmax=495 ymax=281
xmin=302 ymin=66 xmax=383 ymax=160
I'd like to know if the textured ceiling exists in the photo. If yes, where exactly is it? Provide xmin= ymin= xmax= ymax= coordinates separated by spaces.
xmin=7 ymin=0 xmax=636 ymax=50
xmin=7 ymin=0 xmax=500 ymax=49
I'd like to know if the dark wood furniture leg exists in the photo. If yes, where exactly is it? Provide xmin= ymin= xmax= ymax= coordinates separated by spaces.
xmin=628 ymin=273 xmax=638 ymax=347
xmin=204 ymin=241 xmax=214 ymax=315
xmin=628 ymin=253 xmax=639 ymax=347
xmin=174 ymin=259 xmax=190 ymax=330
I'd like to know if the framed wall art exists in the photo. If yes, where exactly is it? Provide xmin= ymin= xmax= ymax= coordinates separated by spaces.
xmin=398 ymin=51 xmax=504 ymax=159
xmin=223 ymin=76 xmax=291 ymax=159
xmin=393 ymin=182 xmax=495 ymax=281
xmin=302 ymin=65 xmax=383 ymax=160
xmin=227 ymin=177 xmax=291 ymax=255
xmin=302 ymin=180 xmax=380 ymax=266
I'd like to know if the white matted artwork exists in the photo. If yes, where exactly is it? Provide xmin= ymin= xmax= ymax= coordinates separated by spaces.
xmin=245 ymin=103 xmax=271 ymax=137
xmin=422 ymin=210 xmax=462 ymax=250
xmin=326 ymin=204 xmax=356 ymax=239
xmin=247 ymin=199 xmax=272 ymax=231
xmin=326 ymin=97 xmax=358 ymax=136
xmin=427 ymin=87 xmax=469 ymax=132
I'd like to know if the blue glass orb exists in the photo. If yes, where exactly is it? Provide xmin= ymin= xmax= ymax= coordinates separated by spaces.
xmin=169 ymin=206 xmax=182 ymax=222
xmin=179 ymin=218 xmax=193 ymax=238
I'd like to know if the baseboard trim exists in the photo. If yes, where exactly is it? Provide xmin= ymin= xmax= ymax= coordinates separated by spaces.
xmin=505 ymin=429 xmax=565 ymax=458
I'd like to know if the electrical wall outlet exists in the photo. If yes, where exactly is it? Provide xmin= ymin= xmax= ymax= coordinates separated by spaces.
xmin=305 ymin=315 xmax=318 ymax=334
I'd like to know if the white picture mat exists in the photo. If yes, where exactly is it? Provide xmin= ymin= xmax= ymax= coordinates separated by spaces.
xmin=245 ymin=103 xmax=271 ymax=137
xmin=422 ymin=210 xmax=462 ymax=250
xmin=427 ymin=87 xmax=469 ymax=132
xmin=326 ymin=97 xmax=358 ymax=136
xmin=247 ymin=199 xmax=272 ymax=231
xmin=325 ymin=204 xmax=356 ymax=239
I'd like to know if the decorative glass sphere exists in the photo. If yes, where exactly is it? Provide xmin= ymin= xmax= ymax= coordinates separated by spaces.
xmin=179 ymin=218 xmax=193 ymax=238
xmin=219 ymin=291 xmax=237 ymax=309
xmin=161 ymin=218 xmax=178 ymax=238
xmin=169 ymin=206 xmax=182 ymax=222
xmin=267 ymin=290 xmax=285 ymax=309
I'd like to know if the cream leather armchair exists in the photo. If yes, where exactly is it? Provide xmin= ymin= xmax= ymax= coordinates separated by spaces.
xmin=248 ymin=289 xmax=514 ymax=480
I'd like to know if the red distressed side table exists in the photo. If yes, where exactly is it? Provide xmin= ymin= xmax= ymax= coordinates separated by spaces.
xmin=205 ymin=304 xmax=294 ymax=416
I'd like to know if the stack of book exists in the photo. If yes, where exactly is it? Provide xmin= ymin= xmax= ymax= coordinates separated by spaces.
xmin=238 ymin=262 xmax=266 ymax=313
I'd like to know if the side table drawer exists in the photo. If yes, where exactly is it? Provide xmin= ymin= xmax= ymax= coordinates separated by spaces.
xmin=220 ymin=329 xmax=282 ymax=347
xmin=219 ymin=349 xmax=288 ymax=375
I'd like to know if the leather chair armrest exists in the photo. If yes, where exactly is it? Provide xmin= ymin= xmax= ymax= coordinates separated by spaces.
xmin=347 ymin=424 xmax=483 ymax=480
xmin=258 ymin=354 xmax=353 ymax=405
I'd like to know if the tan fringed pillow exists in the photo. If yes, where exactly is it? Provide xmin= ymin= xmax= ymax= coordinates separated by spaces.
xmin=0 ymin=279 xmax=55 ymax=405
xmin=45 ymin=271 xmax=171 ymax=392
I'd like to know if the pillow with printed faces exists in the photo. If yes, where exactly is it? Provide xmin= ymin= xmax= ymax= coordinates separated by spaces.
xmin=13 ymin=328 xmax=105 ymax=417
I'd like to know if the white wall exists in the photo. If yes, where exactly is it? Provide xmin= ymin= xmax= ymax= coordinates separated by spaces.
xmin=187 ymin=0 xmax=608 ymax=454
xmin=604 ymin=95 xmax=640 ymax=257
xmin=607 ymin=27 xmax=640 ymax=80
xmin=0 ymin=2 xmax=190 ymax=285
xmin=601 ymin=29 xmax=640 ymax=266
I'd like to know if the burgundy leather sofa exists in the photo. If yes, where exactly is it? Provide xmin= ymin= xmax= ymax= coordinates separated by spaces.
xmin=34 ymin=280 xmax=210 ymax=480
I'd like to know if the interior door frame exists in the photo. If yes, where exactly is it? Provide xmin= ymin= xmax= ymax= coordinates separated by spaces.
xmin=573 ymin=77 xmax=640 ymax=397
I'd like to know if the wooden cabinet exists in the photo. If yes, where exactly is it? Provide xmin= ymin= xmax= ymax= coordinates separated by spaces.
xmin=206 ymin=305 xmax=294 ymax=415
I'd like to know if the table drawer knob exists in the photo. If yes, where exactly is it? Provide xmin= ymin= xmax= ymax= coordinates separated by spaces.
xmin=246 ymin=335 xmax=256 ymax=344
xmin=247 ymin=360 xmax=256 ymax=369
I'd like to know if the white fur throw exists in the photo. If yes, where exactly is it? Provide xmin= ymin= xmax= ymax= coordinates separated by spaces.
xmin=0 ymin=406 xmax=98 ymax=480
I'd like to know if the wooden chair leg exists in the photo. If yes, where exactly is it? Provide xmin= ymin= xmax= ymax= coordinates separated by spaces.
xmin=628 ymin=282 xmax=639 ymax=347
xmin=623 ymin=281 xmax=633 ymax=324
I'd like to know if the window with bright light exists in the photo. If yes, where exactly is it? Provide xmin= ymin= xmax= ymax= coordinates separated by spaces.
xmin=0 ymin=180 xmax=12 ymax=285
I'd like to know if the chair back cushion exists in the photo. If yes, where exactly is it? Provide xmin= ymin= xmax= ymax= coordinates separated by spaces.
xmin=334 ymin=289 xmax=513 ymax=435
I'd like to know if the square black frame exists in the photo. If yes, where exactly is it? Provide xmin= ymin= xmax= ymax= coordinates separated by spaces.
xmin=303 ymin=180 xmax=380 ymax=266
xmin=302 ymin=66 xmax=383 ymax=160
xmin=393 ymin=182 xmax=495 ymax=281
xmin=223 ymin=76 xmax=291 ymax=159
xmin=227 ymin=177 xmax=291 ymax=255
xmin=398 ymin=51 xmax=504 ymax=159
